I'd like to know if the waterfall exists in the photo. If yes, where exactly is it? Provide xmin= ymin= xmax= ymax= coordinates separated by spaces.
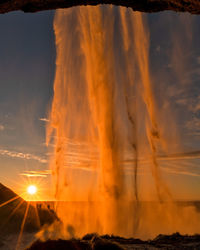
xmin=45 ymin=6 xmax=200 ymax=239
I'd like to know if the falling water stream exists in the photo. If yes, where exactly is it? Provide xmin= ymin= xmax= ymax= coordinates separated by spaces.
xmin=45 ymin=6 xmax=200 ymax=239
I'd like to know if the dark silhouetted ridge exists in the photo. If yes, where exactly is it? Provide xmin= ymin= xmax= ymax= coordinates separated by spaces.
xmin=0 ymin=182 xmax=57 ymax=235
xmin=0 ymin=182 xmax=22 ymax=204
xmin=0 ymin=0 xmax=200 ymax=14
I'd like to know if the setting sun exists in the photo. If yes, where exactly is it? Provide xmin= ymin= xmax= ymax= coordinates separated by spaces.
xmin=27 ymin=185 xmax=37 ymax=195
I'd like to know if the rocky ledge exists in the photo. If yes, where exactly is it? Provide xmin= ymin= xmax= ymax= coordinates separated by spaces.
xmin=0 ymin=0 xmax=200 ymax=14
xmin=27 ymin=233 xmax=200 ymax=250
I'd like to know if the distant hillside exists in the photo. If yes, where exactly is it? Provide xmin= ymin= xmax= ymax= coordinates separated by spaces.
xmin=0 ymin=183 xmax=22 ymax=203
xmin=0 ymin=182 xmax=57 ymax=235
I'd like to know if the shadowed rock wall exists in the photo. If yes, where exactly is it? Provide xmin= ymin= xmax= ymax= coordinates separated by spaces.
xmin=0 ymin=0 xmax=200 ymax=14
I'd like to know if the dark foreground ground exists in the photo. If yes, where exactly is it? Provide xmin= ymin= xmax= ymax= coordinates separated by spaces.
xmin=1 ymin=183 xmax=200 ymax=249
xmin=26 ymin=233 xmax=200 ymax=250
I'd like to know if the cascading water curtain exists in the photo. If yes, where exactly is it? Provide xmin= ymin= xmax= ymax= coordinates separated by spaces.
xmin=46 ymin=6 xmax=200 ymax=239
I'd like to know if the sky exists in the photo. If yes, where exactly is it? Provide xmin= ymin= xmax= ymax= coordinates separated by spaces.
xmin=0 ymin=7 xmax=200 ymax=201
xmin=147 ymin=12 xmax=200 ymax=200
xmin=0 ymin=10 xmax=55 ymax=200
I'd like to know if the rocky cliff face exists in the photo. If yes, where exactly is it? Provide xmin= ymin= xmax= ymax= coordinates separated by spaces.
xmin=0 ymin=0 xmax=200 ymax=14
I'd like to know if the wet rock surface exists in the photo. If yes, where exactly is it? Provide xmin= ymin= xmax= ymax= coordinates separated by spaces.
xmin=26 ymin=233 xmax=200 ymax=250
xmin=0 ymin=0 xmax=200 ymax=14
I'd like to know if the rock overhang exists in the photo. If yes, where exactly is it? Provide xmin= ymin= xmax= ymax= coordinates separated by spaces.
xmin=0 ymin=0 xmax=200 ymax=14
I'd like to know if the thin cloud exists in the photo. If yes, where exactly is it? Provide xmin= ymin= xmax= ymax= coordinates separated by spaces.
xmin=20 ymin=173 xmax=47 ymax=177
xmin=64 ymin=165 xmax=96 ymax=172
xmin=175 ymin=97 xmax=188 ymax=106
xmin=155 ymin=45 xmax=161 ymax=53
xmin=162 ymin=166 xmax=200 ymax=178
xmin=20 ymin=170 xmax=51 ymax=177
xmin=39 ymin=118 xmax=50 ymax=122
xmin=124 ymin=150 xmax=200 ymax=164
xmin=0 ymin=149 xmax=47 ymax=163
xmin=0 ymin=125 xmax=4 ymax=131
xmin=157 ymin=151 xmax=200 ymax=162
xmin=185 ymin=117 xmax=200 ymax=131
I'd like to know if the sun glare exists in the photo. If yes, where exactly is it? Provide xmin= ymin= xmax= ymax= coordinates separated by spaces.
xmin=27 ymin=185 xmax=37 ymax=195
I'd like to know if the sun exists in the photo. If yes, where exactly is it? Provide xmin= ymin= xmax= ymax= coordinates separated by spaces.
xmin=27 ymin=185 xmax=37 ymax=195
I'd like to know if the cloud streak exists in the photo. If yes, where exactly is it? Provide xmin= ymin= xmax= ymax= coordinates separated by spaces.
xmin=0 ymin=149 xmax=47 ymax=163
xmin=39 ymin=117 xmax=50 ymax=122
xmin=161 ymin=166 xmax=200 ymax=178
xmin=20 ymin=170 xmax=51 ymax=177
xmin=124 ymin=151 xmax=200 ymax=177
xmin=0 ymin=125 xmax=5 ymax=131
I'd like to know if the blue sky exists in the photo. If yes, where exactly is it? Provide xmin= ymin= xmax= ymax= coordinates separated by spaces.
xmin=0 ymin=8 xmax=200 ymax=200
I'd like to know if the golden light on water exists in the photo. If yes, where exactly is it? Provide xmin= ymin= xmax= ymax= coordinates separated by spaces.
xmin=27 ymin=185 xmax=37 ymax=195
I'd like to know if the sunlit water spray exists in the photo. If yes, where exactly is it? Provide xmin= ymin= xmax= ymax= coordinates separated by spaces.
xmin=45 ymin=6 xmax=200 ymax=239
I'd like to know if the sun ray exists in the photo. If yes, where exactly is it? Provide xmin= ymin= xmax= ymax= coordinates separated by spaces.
xmin=0 ymin=195 xmax=23 ymax=208
xmin=16 ymin=201 xmax=30 ymax=250
xmin=33 ymin=203 xmax=41 ymax=228
xmin=0 ymin=199 xmax=25 ymax=230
